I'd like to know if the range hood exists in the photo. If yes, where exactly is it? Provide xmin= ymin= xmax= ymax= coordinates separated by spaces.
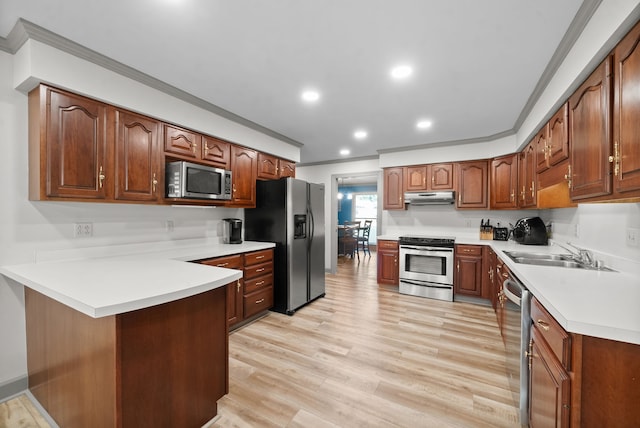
xmin=404 ymin=191 xmax=456 ymax=205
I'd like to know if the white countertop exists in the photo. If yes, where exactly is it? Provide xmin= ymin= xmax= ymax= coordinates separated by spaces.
xmin=0 ymin=240 xmax=275 ymax=318
xmin=384 ymin=234 xmax=640 ymax=346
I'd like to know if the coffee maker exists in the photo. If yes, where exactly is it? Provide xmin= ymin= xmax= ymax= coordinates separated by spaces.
xmin=222 ymin=218 xmax=243 ymax=244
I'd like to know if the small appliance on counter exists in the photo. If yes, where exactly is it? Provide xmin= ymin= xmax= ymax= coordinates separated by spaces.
xmin=493 ymin=226 xmax=509 ymax=241
xmin=512 ymin=217 xmax=548 ymax=245
xmin=222 ymin=218 xmax=243 ymax=244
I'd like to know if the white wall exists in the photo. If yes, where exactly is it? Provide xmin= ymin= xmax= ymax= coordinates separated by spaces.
xmin=0 ymin=45 xmax=296 ymax=390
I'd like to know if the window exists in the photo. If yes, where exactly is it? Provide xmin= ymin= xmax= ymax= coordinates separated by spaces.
xmin=353 ymin=193 xmax=377 ymax=243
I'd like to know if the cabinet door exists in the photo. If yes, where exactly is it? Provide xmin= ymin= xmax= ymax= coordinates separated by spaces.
xmin=569 ymin=57 xmax=613 ymax=200
xmin=535 ymin=126 xmax=550 ymax=173
xmin=456 ymin=161 xmax=488 ymax=209
xmin=519 ymin=142 xmax=537 ymax=208
xmin=454 ymin=253 xmax=483 ymax=297
xmin=44 ymin=86 xmax=109 ymax=199
xmin=613 ymin=21 xmax=640 ymax=195
xmin=547 ymin=104 xmax=570 ymax=167
xmin=404 ymin=166 xmax=428 ymax=191
xmin=430 ymin=163 xmax=455 ymax=190
xmin=230 ymin=145 xmax=257 ymax=207
xmin=383 ymin=168 xmax=404 ymax=209
xmin=376 ymin=241 xmax=398 ymax=285
xmin=114 ymin=109 xmax=161 ymax=202
xmin=491 ymin=154 xmax=518 ymax=209
xmin=164 ymin=124 xmax=200 ymax=160
xmin=529 ymin=328 xmax=571 ymax=428
xmin=199 ymin=254 xmax=244 ymax=326
xmin=257 ymin=152 xmax=279 ymax=180
xmin=201 ymin=136 xmax=230 ymax=169
xmin=279 ymin=159 xmax=296 ymax=178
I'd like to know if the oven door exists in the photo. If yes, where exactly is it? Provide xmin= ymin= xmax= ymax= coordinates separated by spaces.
xmin=399 ymin=245 xmax=453 ymax=285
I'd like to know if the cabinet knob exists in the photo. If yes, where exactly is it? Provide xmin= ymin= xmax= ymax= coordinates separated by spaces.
xmin=98 ymin=166 xmax=105 ymax=188
xmin=237 ymin=280 xmax=241 ymax=292
xmin=152 ymin=173 xmax=158 ymax=193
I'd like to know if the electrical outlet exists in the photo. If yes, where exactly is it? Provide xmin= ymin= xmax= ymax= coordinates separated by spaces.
xmin=627 ymin=228 xmax=638 ymax=247
xmin=74 ymin=222 xmax=93 ymax=238
xmin=465 ymin=219 xmax=473 ymax=227
xmin=574 ymin=224 xmax=580 ymax=237
xmin=166 ymin=220 xmax=174 ymax=232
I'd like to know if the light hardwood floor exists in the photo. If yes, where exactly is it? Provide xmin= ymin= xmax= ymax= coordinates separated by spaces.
xmin=1 ymin=252 xmax=519 ymax=427
xmin=213 ymin=253 xmax=519 ymax=427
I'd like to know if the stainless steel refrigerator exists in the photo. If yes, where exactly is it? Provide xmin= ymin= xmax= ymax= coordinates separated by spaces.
xmin=244 ymin=178 xmax=325 ymax=315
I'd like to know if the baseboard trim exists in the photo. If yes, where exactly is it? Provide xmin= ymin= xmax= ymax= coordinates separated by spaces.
xmin=0 ymin=375 xmax=28 ymax=401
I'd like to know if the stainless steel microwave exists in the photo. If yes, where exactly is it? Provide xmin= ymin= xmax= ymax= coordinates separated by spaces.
xmin=165 ymin=161 xmax=232 ymax=200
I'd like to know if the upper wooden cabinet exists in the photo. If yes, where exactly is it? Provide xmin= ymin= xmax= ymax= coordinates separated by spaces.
xmin=547 ymin=104 xmax=570 ymax=167
xmin=164 ymin=124 xmax=201 ymax=160
xmin=201 ymin=136 xmax=230 ymax=169
xmin=456 ymin=160 xmax=488 ymax=209
xmin=229 ymin=145 xmax=257 ymax=207
xmin=568 ymin=57 xmax=613 ymax=200
xmin=383 ymin=167 xmax=405 ymax=209
xmin=490 ymin=154 xmax=519 ymax=209
xmin=257 ymin=153 xmax=296 ymax=180
xmin=404 ymin=163 xmax=455 ymax=192
xmin=520 ymin=140 xmax=537 ymax=208
xmin=114 ymin=109 xmax=161 ymax=202
xmin=613 ymin=20 xmax=640 ymax=197
xmin=29 ymin=85 xmax=109 ymax=200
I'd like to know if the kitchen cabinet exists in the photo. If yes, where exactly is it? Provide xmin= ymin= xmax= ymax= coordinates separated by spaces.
xmin=534 ymin=125 xmax=550 ymax=174
xmin=114 ymin=109 xmax=162 ymax=202
xmin=494 ymin=256 xmax=508 ymax=339
xmin=201 ymin=135 xmax=231 ymax=169
xmin=229 ymin=145 xmax=258 ymax=207
xmin=200 ymin=254 xmax=244 ymax=327
xmin=454 ymin=244 xmax=483 ymax=297
xmin=29 ymin=85 xmax=109 ymax=200
xmin=546 ymin=104 xmax=570 ymax=167
xmin=519 ymin=141 xmax=537 ymax=208
xmin=164 ymin=123 xmax=201 ymax=160
xmin=383 ymin=167 xmax=404 ymax=210
xmin=405 ymin=163 xmax=455 ymax=192
xmin=243 ymin=249 xmax=274 ymax=319
xmin=613 ymin=20 xmax=640 ymax=197
xmin=568 ymin=57 xmax=613 ymax=200
xmin=482 ymin=246 xmax=497 ymax=308
xmin=377 ymin=240 xmax=399 ymax=286
xmin=25 ymin=285 xmax=228 ymax=428
xmin=490 ymin=154 xmax=519 ymax=209
xmin=456 ymin=160 xmax=488 ymax=209
xmin=257 ymin=153 xmax=296 ymax=180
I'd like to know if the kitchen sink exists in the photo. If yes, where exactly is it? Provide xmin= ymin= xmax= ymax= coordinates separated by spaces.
xmin=503 ymin=251 xmax=615 ymax=271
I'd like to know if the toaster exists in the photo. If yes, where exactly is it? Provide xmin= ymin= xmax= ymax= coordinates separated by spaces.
xmin=512 ymin=217 xmax=548 ymax=245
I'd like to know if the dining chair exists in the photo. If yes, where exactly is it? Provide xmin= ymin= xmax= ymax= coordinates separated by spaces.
xmin=357 ymin=220 xmax=372 ymax=256
xmin=339 ymin=223 xmax=359 ymax=259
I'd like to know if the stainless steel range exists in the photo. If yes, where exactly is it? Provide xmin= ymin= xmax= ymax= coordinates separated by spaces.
xmin=398 ymin=236 xmax=455 ymax=301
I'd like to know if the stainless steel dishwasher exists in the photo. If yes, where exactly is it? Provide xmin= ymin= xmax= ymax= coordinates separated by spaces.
xmin=502 ymin=270 xmax=531 ymax=426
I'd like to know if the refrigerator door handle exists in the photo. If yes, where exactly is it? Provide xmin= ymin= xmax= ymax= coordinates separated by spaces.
xmin=308 ymin=198 xmax=315 ymax=248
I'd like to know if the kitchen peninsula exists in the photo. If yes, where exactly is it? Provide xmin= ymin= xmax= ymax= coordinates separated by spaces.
xmin=0 ymin=240 xmax=274 ymax=428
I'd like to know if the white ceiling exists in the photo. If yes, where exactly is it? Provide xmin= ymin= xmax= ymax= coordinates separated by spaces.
xmin=0 ymin=0 xmax=587 ymax=164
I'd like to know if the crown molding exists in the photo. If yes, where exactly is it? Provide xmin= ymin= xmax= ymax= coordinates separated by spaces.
xmin=297 ymin=154 xmax=379 ymax=168
xmin=3 ymin=19 xmax=303 ymax=149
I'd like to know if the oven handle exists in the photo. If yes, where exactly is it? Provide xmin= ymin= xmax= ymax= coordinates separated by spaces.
xmin=400 ymin=279 xmax=452 ymax=289
xmin=502 ymin=278 xmax=522 ymax=306
xmin=400 ymin=246 xmax=454 ymax=252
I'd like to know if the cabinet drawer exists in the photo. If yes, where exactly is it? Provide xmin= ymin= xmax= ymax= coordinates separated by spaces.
xmin=244 ymin=261 xmax=273 ymax=280
xmin=244 ymin=275 xmax=273 ymax=294
xmin=456 ymin=244 xmax=482 ymax=256
xmin=531 ymin=298 xmax=571 ymax=370
xmin=243 ymin=286 xmax=273 ymax=318
xmin=378 ymin=240 xmax=398 ymax=250
xmin=245 ymin=249 xmax=273 ymax=266
xmin=199 ymin=254 xmax=243 ymax=269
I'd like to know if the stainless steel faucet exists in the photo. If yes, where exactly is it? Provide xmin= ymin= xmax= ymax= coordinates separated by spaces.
xmin=553 ymin=241 xmax=595 ymax=267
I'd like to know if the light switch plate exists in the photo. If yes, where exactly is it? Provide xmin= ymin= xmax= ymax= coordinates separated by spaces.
xmin=627 ymin=228 xmax=638 ymax=247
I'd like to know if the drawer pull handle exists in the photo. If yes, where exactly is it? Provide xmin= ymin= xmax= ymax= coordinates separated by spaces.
xmin=255 ymin=298 xmax=265 ymax=304
xmin=217 ymin=263 xmax=229 ymax=267
xmin=256 ymin=281 xmax=265 ymax=286
xmin=537 ymin=319 xmax=550 ymax=331
xmin=237 ymin=280 xmax=241 ymax=292
xmin=256 ymin=268 xmax=265 ymax=272
xmin=256 ymin=255 xmax=265 ymax=259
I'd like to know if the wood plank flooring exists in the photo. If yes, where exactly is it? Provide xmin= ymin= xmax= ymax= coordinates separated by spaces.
xmin=213 ymin=253 xmax=519 ymax=427
xmin=0 ymin=252 xmax=519 ymax=427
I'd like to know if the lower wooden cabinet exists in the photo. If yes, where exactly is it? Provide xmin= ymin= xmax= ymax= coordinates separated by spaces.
xmin=454 ymin=244 xmax=483 ymax=297
xmin=197 ymin=248 xmax=274 ymax=328
xmin=377 ymin=240 xmax=399 ymax=285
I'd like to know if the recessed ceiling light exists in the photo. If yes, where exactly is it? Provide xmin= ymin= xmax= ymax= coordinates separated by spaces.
xmin=416 ymin=120 xmax=433 ymax=129
xmin=340 ymin=149 xmax=351 ymax=156
xmin=354 ymin=130 xmax=368 ymax=140
xmin=301 ymin=90 xmax=320 ymax=102
xmin=390 ymin=65 xmax=413 ymax=79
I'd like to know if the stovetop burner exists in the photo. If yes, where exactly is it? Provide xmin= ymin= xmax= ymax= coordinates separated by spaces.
xmin=398 ymin=235 xmax=456 ymax=247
